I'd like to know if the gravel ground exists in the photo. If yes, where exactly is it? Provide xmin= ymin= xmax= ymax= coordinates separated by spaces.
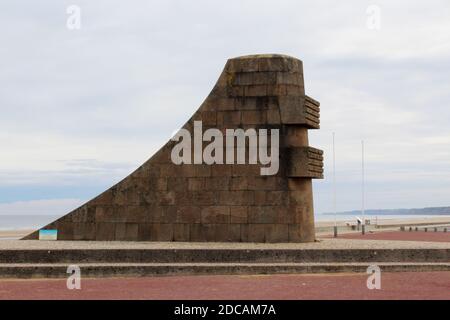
xmin=0 ymin=238 xmax=448 ymax=250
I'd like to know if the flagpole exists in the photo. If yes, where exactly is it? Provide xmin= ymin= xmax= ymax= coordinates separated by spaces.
xmin=361 ymin=140 xmax=365 ymax=235
xmin=333 ymin=132 xmax=337 ymax=237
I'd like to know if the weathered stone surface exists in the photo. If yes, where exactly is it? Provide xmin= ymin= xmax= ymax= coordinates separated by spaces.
xmin=95 ymin=223 xmax=116 ymax=241
xmin=286 ymin=147 xmax=324 ymax=178
xmin=201 ymin=206 xmax=230 ymax=224
xmin=73 ymin=223 xmax=96 ymax=240
xmin=173 ymin=224 xmax=190 ymax=241
xmin=230 ymin=206 xmax=248 ymax=224
xmin=247 ymin=224 xmax=266 ymax=242
xmin=24 ymin=54 xmax=323 ymax=243
xmin=115 ymin=223 xmax=139 ymax=241
xmin=265 ymin=224 xmax=289 ymax=243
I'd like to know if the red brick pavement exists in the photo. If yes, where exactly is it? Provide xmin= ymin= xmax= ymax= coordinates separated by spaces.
xmin=0 ymin=272 xmax=449 ymax=300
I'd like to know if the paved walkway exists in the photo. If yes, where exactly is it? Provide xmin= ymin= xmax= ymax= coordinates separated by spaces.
xmin=0 ymin=272 xmax=448 ymax=300
xmin=331 ymin=231 xmax=450 ymax=243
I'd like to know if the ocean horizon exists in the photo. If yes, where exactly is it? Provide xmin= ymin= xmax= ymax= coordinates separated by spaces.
xmin=0 ymin=215 xmax=60 ymax=231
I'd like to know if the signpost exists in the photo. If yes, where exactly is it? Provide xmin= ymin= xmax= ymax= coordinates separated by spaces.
xmin=38 ymin=229 xmax=58 ymax=241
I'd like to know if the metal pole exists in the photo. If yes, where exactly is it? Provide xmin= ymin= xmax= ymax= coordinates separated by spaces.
xmin=333 ymin=132 xmax=337 ymax=238
xmin=362 ymin=140 xmax=365 ymax=235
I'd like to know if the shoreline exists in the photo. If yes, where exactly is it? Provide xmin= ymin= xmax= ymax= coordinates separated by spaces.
xmin=0 ymin=229 xmax=33 ymax=239
xmin=315 ymin=216 xmax=450 ymax=227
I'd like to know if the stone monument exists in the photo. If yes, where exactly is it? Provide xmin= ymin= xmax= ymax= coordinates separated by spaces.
xmin=23 ymin=54 xmax=323 ymax=242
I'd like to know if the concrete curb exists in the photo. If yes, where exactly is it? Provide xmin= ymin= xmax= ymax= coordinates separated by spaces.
xmin=0 ymin=248 xmax=448 ymax=263
xmin=1 ymin=262 xmax=449 ymax=278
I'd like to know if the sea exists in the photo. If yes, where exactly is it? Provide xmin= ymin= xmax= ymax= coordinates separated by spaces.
xmin=0 ymin=215 xmax=60 ymax=231
xmin=1 ymin=214 xmax=450 ymax=231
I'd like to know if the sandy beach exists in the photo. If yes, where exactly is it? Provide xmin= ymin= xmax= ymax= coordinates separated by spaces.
xmin=0 ymin=229 xmax=32 ymax=240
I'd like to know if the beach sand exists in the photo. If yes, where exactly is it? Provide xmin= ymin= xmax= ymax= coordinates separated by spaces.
xmin=315 ymin=216 xmax=450 ymax=227
xmin=315 ymin=216 xmax=450 ymax=235
xmin=0 ymin=229 xmax=32 ymax=240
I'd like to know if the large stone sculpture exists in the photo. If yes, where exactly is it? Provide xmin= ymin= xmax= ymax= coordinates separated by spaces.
xmin=24 ymin=54 xmax=323 ymax=242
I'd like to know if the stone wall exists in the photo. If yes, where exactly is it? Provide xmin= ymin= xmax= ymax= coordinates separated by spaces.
xmin=23 ymin=54 xmax=323 ymax=242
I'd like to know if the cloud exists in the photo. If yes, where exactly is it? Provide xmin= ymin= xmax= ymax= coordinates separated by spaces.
xmin=0 ymin=0 xmax=449 ymax=215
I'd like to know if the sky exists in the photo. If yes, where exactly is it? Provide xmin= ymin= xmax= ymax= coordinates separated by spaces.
xmin=1 ymin=0 xmax=450 ymax=217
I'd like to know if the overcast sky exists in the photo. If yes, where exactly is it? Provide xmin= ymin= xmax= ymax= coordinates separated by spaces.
xmin=1 ymin=0 xmax=450 ymax=217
